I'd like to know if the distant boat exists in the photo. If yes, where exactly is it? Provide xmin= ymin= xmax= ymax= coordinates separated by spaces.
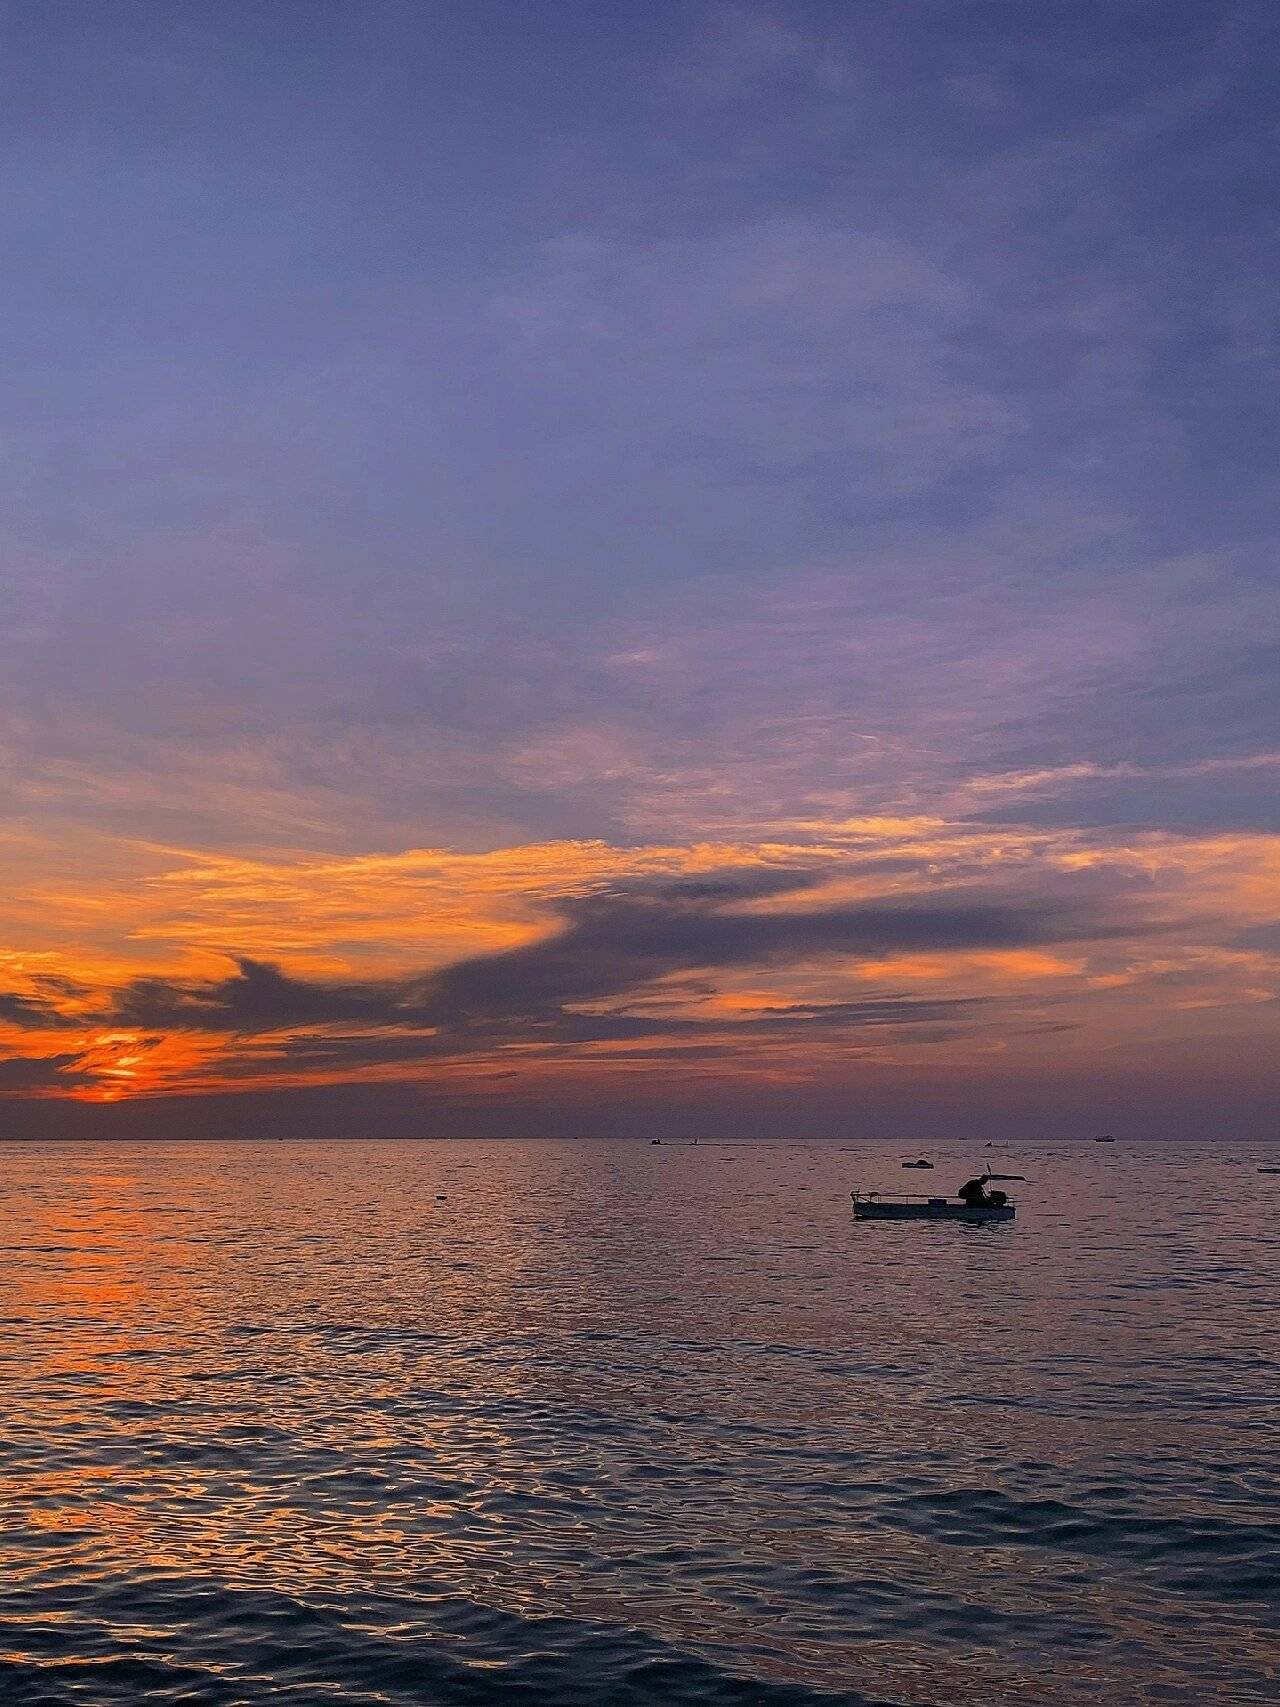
xmin=901 ymin=1158 xmax=934 ymax=1169
xmin=1093 ymin=1135 xmax=1116 ymax=1142
xmin=851 ymin=1192 xmax=1014 ymax=1224
xmin=1259 ymin=1166 xmax=1280 ymax=1174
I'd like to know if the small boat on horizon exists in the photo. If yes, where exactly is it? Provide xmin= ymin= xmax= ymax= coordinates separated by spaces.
xmin=1093 ymin=1135 xmax=1116 ymax=1142
xmin=901 ymin=1158 xmax=934 ymax=1169
xmin=851 ymin=1191 xmax=1015 ymax=1224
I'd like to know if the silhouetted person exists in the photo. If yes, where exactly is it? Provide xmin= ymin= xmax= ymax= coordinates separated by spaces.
xmin=957 ymin=1174 xmax=991 ymax=1207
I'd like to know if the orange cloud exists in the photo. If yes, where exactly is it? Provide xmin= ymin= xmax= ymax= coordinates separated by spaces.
xmin=0 ymin=818 xmax=1275 ymax=1105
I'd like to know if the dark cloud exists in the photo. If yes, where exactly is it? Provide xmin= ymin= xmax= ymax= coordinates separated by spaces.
xmin=211 ymin=990 xmax=987 ymax=1081
xmin=411 ymin=880 xmax=1117 ymax=1024
xmin=100 ymin=874 xmax=1122 ymax=1077
xmin=753 ymin=998 xmax=983 ymax=1028
xmin=0 ymin=993 xmax=80 ymax=1029
xmin=0 ymin=1052 xmax=92 ymax=1091
xmin=111 ymin=958 xmax=399 ymax=1032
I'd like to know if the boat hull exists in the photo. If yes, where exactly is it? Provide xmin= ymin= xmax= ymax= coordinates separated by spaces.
xmin=852 ymin=1196 xmax=1014 ymax=1223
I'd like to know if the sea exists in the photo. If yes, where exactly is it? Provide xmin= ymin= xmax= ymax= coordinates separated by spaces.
xmin=0 ymin=1137 xmax=1276 ymax=1706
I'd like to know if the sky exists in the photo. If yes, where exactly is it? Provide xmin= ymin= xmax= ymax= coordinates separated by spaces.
xmin=1 ymin=0 xmax=1277 ymax=1139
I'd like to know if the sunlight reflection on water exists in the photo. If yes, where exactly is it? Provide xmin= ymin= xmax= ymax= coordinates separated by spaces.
xmin=0 ymin=1138 xmax=1277 ymax=1705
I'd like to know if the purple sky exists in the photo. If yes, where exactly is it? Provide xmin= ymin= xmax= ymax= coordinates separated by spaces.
xmin=2 ymin=2 xmax=1277 ymax=1137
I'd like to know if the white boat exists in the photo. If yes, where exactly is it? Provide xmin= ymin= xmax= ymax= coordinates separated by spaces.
xmin=851 ymin=1191 xmax=1015 ymax=1223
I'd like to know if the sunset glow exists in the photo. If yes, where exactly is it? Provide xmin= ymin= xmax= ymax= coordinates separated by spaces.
xmin=3 ymin=813 xmax=1277 ymax=1132
xmin=1 ymin=1 xmax=1276 ymax=1139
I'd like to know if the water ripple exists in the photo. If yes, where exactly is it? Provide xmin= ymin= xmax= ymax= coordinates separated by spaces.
xmin=1 ymin=1137 xmax=1278 ymax=1705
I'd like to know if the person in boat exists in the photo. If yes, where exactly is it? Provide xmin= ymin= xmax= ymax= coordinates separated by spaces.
xmin=957 ymin=1173 xmax=1009 ymax=1209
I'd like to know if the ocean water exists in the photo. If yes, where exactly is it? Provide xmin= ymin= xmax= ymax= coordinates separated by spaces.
xmin=0 ymin=1138 xmax=1277 ymax=1707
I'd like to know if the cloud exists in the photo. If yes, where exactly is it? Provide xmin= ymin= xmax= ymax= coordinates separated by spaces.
xmin=0 ymin=992 xmax=80 ymax=1029
xmin=2 ymin=808 xmax=1275 ymax=1112
xmin=110 ymin=957 xmax=400 ymax=1033
xmin=100 ymin=868 xmax=1118 ymax=1047
xmin=4 ymin=47 xmax=1278 ymax=856
xmin=416 ymin=880 xmax=1102 ymax=1023
xmin=0 ymin=1051 xmax=93 ymax=1091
